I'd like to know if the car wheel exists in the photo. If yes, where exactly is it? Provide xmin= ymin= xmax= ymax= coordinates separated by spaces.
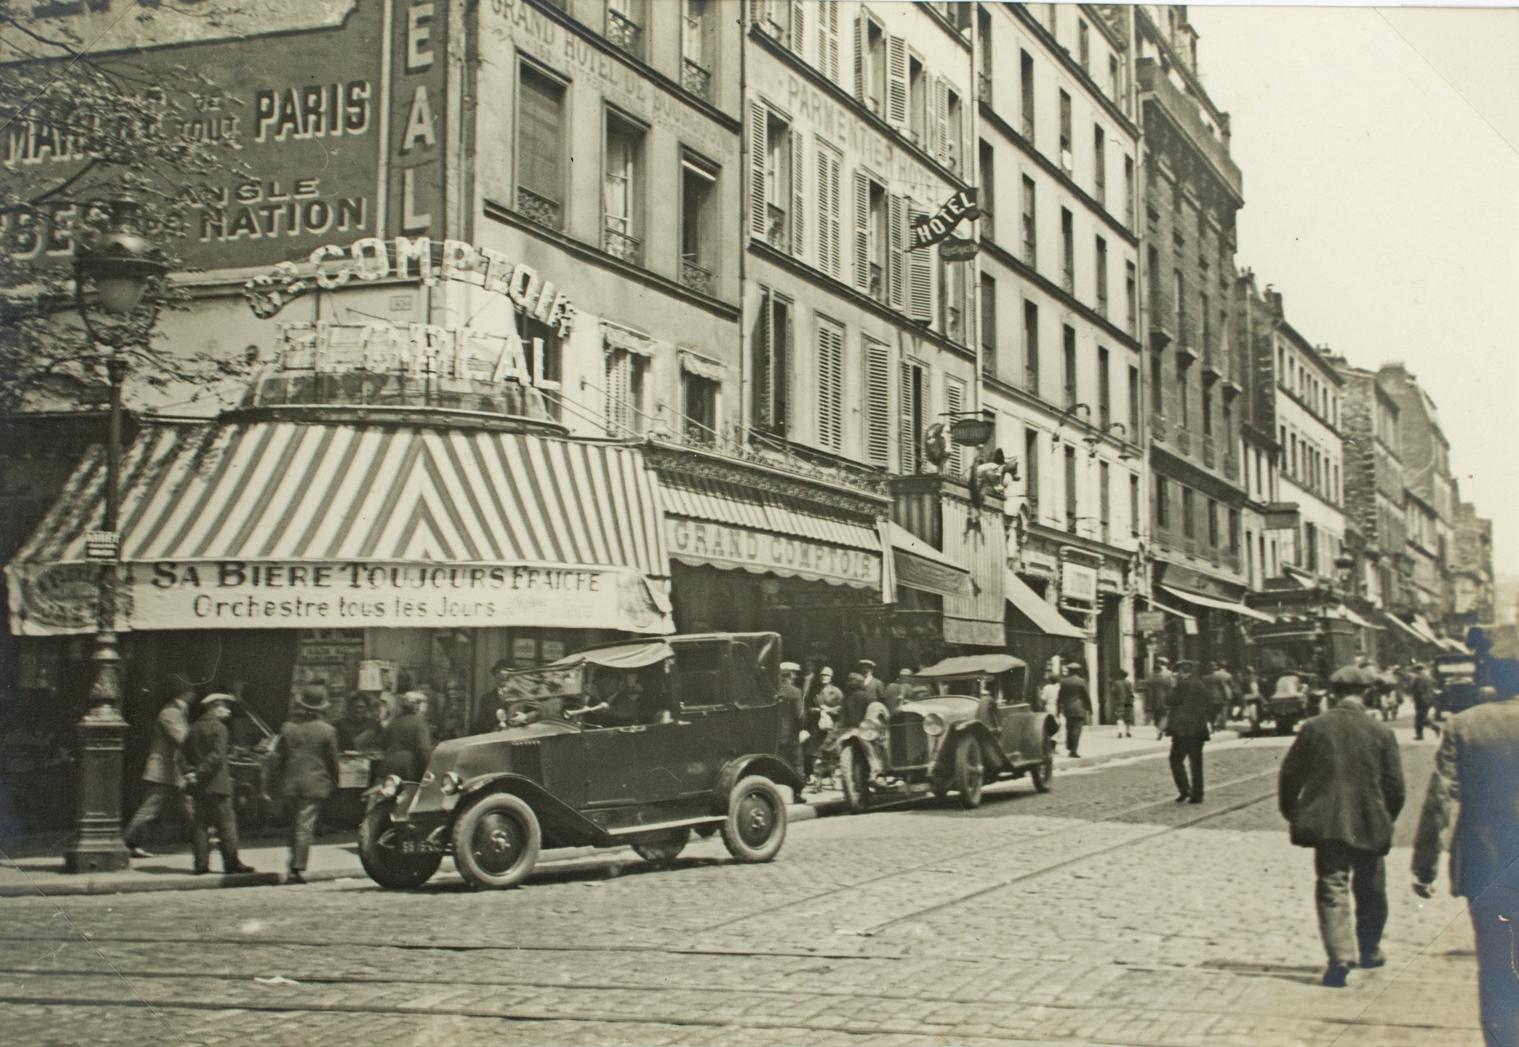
xmin=632 ymin=827 xmax=691 ymax=865
xmin=1275 ymin=718 xmax=1296 ymax=736
xmin=839 ymin=743 xmax=871 ymax=814
xmin=358 ymin=802 xmax=442 ymax=889
xmin=720 ymin=775 xmax=787 ymax=863
xmin=451 ymin=792 xmax=541 ymax=889
xmin=953 ymin=735 xmax=984 ymax=809
xmin=1030 ymin=754 xmax=1054 ymax=793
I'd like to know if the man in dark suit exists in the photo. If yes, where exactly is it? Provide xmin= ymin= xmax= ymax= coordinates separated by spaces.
xmin=272 ymin=686 xmax=341 ymax=884
xmin=1409 ymin=662 xmax=1439 ymax=740
xmin=181 ymin=694 xmax=254 ymax=875
xmin=474 ymin=658 xmax=519 ymax=734
xmin=1279 ymin=678 xmax=1405 ymax=988
xmin=377 ymin=690 xmax=435 ymax=780
xmin=1147 ymin=657 xmax=1176 ymax=740
xmin=122 ymin=674 xmax=195 ymax=858
xmin=1166 ymin=660 xmax=1212 ymax=804
xmin=1413 ymin=666 xmax=1519 ymax=1045
xmin=1057 ymin=664 xmax=1093 ymax=757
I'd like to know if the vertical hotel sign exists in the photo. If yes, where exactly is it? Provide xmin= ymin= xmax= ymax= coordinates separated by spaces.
xmin=1 ymin=1 xmax=447 ymax=268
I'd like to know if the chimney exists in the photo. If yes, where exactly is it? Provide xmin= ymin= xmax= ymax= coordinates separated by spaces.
xmin=1263 ymin=285 xmax=1284 ymax=320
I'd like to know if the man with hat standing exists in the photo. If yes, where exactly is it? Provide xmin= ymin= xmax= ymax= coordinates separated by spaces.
xmin=1409 ymin=661 xmax=1438 ymax=741
xmin=1147 ymin=657 xmax=1176 ymax=740
xmin=1279 ymin=667 xmax=1405 ymax=988
xmin=777 ymin=662 xmax=806 ymax=803
xmin=1057 ymin=663 xmax=1093 ymax=758
xmin=122 ymin=673 xmax=196 ymax=859
xmin=883 ymin=667 xmax=914 ymax=716
xmin=271 ymin=686 xmax=341 ymax=884
xmin=1166 ymin=660 xmax=1213 ymax=804
xmin=857 ymin=659 xmax=885 ymax=708
xmin=181 ymin=694 xmax=255 ymax=875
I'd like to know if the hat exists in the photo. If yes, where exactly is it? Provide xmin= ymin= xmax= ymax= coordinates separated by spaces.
xmin=779 ymin=661 xmax=800 ymax=673
xmin=896 ymin=667 xmax=912 ymax=677
xmin=399 ymin=689 xmax=429 ymax=710
xmin=819 ymin=666 xmax=834 ymax=678
xmin=857 ymin=658 xmax=877 ymax=669
xmin=1156 ymin=656 xmax=1170 ymax=666
xmin=294 ymin=685 xmax=330 ymax=712
xmin=196 ymin=692 xmax=236 ymax=714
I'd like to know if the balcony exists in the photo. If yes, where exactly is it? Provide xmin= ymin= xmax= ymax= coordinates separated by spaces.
xmin=517 ymin=186 xmax=562 ymax=230
xmin=1201 ymin=356 xmax=1223 ymax=384
xmin=1202 ymin=434 xmax=1215 ymax=468
xmin=1174 ymin=342 xmax=1199 ymax=367
xmin=1151 ymin=414 xmax=1167 ymax=441
xmin=606 ymin=7 xmax=643 ymax=60
xmin=978 ymin=70 xmax=992 ymax=103
xmin=1175 ymin=428 xmax=1191 ymax=454
xmin=603 ymin=223 xmax=643 ymax=264
xmin=682 ymin=58 xmax=712 ymax=102
xmin=1223 ymin=454 xmax=1239 ymax=481
xmin=766 ymin=203 xmax=790 ymax=253
xmin=1136 ymin=59 xmax=1243 ymax=202
xmin=680 ymin=255 xmax=714 ymax=296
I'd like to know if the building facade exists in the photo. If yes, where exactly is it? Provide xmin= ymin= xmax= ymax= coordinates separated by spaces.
xmin=1333 ymin=357 xmax=1409 ymax=618
xmin=1451 ymin=498 xmax=1495 ymax=628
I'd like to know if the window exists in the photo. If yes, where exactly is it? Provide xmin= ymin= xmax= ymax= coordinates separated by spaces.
xmin=517 ymin=64 xmax=566 ymax=229
xmin=1229 ymin=508 xmax=1241 ymax=556
xmin=1109 ymin=54 xmax=1122 ymax=110
xmin=941 ymin=253 xmax=964 ymax=342
xmin=1177 ymin=358 xmax=1190 ymax=427
xmin=605 ymin=347 xmax=648 ymax=435
xmin=1123 ymin=155 xmax=1135 ymax=227
xmin=863 ymin=338 xmax=892 ymax=467
xmin=1024 ymin=427 xmax=1040 ymax=510
xmin=755 ymin=0 xmax=804 ymax=56
xmin=979 ymin=139 xmax=995 ymax=237
xmin=977 ymin=6 xmax=992 ymax=100
xmin=866 ymin=177 xmax=889 ymax=302
xmin=1128 ymin=364 xmax=1140 ymax=436
xmin=752 ymin=287 xmax=791 ymax=435
xmin=680 ymin=154 xmax=717 ymax=293
xmin=1200 ymin=292 xmax=1210 ymax=353
xmin=602 ymin=111 xmax=645 ymax=263
xmin=682 ymin=370 xmax=719 ymax=445
xmin=1062 ymin=325 xmax=1077 ymax=408
xmin=817 ymin=0 xmax=841 ymax=84
xmin=908 ymin=54 xmax=927 ymax=145
xmin=1021 ymin=176 xmax=1037 ymax=266
xmin=1173 ymin=269 xmax=1185 ymax=339
xmin=1058 ymin=90 xmax=1072 ymax=171
xmin=1099 ymin=460 xmax=1111 ymax=537
xmin=1095 ymin=235 xmax=1108 ymax=315
xmin=858 ymin=14 xmax=887 ymax=116
xmin=681 ymin=0 xmax=715 ymax=101
xmin=1130 ymin=474 xmax=1141 ymax=536
xmin=1155 ymin=474 xmax=1169 ymax=529
xmin=1125 ymin=260 xmax=1137 ymax=334
xmin=1182 ymin=487 xmax=1195 ymax=539
xmin=1065 ymin=445 xmax=1078 ymax=533
xmin=816 ymin=317 xmax=844 ymax=451
xmin=1201 ymin=384 xmax=1212 ymax=435
xmin=1020 ymin=50 xmax=1035 ymax=138
xmin=1093 ymin=124 xmax=1106 ymax=205
xmin=749 ymin=103 xmax=800 ymax=257
xmin=1078 ymin=19 xmax=1091 ymax=72
xmin=900 ymin=360 xmax=926 ymax=473
xmin=1305 ymin=521 xmax=1319 ymax=572
xmin=1207 ymin=497 xmax=1219 ymax=548
xmin=606 ymin=0 xmax=645 ymax=60
xmin=1023 ymin=299 xmax=1040 ymax=394
xmin=1151 ymin=351 xmax=1164 ymax=417
xmin=1098 ymin=347 xmax=1110 ymax=428
xmin=522 ymin=313 xmax=563 ymax=421
xmin=1060 ymin=208 xmax=1074 ymax=291
xmin=815 ymin=143 xmax=842 ymax=278
xmin=944 ymin=85 xmax=964 ymax=172
xmin=980 ymin=273 xmax=997 ymax=376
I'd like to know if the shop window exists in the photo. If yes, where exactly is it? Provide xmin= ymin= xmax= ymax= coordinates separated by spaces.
xmin=680 ymin=152 xmax=718 ymax=295
xmin=603 ymin=110 xmax=646 ymax=264
xmin=682 ymin=371 xmax=719 ymax=446
xmin=900 ymin=359 xmax=926 ymax=474
xmin=863 ymin=338 xmax=892 ymax=467
xmin=816 ymin=317 xmax=844 ymax=452
xmin=604 ymin=347 xmax=647 ymax=436
xmin=752 ymin=287 xmax=791 ymax=436
xmin=517 ymin=63 xmax=566 ymax=229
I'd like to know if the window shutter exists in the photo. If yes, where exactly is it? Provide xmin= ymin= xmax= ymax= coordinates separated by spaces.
xmin=820 ymin=1 xmax=840 ymax=84
xmin=933 ymin=76 xmax=950 ymax=165
xmin=752 ymin=0 xmax=771 ymax=33
xmin=789 ymin=0 xmax=805 ymax=55
xmin=791 ymin=132 xmax=806 ymax=259
xmin=899 ymin=361 xmax=921 ymax=474
xmin=907 ymin=204 xmax=933 ymax=322
xmin=817 ymin=147 xmax=840 ymax=277
xmin=886 ymin=35 xmax=908 ymax=126
xmin=853 ymin=15 xmax=866 ymax=102
xmin=887 ymin=193 xmax=906 ymax=310
xmin=852 ymin=171 xmax=869 ymax=291
xmin=748 ymin=101 xmax=768 ymax=239
xmin=605 ymin=348 xmax=631 ymax=435
xmin=945 ymin=376 xmax=966 ymax=475
xmin=816 ymin=320 xmax=843 ymax=451
xmin=753 ymin=289 xmax=773 ymax=430
xmin=780 ymin=301 xmax=794 ymax=436
xmin=863 ymin=340 xmax=892 ymax=467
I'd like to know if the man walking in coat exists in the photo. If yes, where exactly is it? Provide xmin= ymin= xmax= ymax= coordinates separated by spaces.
xmin=122 ymin=674 xmax=196 ymax=858
xmin=1279 ymin=678 xmax=1405 ymax=987
xmin=272 ymin=686 xmax=341 ymax=884
xmin=181 ymin=694 xmax=255 ymax=875
xmin=1166 ymin=660 xmax=1212 ymax=804
xmin=1057 ymin=664 xmax=1093 ymax=758
xmin=1410 ymin=662 xmax=1439 ymax=740
xmin=1413 ymin=664 xmax=1519 ymax=1045
xmin=1148 ymin=657 xmax=1176 ymax=740
xmin=1110 ymin=670 xmax=1136 ymax=738
xmin=777 ymin=662 xmax=806 ymax=803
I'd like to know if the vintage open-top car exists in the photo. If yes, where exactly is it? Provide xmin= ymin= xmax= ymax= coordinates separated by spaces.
xmin=832 ymin=654 xmax=1058 ymax=813
xmin=358 ymin=632 xmax=802 ymax=890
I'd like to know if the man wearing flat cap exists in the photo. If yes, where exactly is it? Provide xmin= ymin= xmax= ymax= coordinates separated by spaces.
xmin=857 ymin=659 xmax=886 ymax=708
xmin=272 ymin=686 xmax=341 ymax=884
xmin=181 ymin=694 xmax=255 ymax=875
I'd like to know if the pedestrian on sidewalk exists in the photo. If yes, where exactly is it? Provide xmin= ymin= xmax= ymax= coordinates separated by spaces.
xmin=1057 ymin=664 xmax=1092 ymax=758
xmin=1038 ymin=670 xmax=1060 ymax=714
xmin=1166 ymin=660 xmax=1211 ymax=804
xmin=377 ymin=690 xmax=435 ymax=780
xmin=777 ymin=661 xmax=806 ymax=803
xmin=1410 ymin=662 xmax=1439 ymax=740
xmin=1278 ymin=678 xmax=1405 ymax=989
xmin=1205 ymin=662 xmax=1236 ymax=732
xmin=271 ymin=686 xmax=341 ymax=885
xmin=181 ymin=694 xmax=255 ymax=875
xmin=122 ymin=673 xmax=196 ymax=859
xmin=1147 ymin=658 xmax=1176 ymax=740
xmin=1412 ymin=667 xmax=1519 ymax=1047
xmin=1110 ymin=670 xmax=1135 ymax=738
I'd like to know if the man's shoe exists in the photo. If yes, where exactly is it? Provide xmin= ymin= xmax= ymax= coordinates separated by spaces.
xmin=286 ymin=871 xmax=306 ymax=885
xmin=1175 ymin=794 xmax=1189 ymax=804
xmin=225 ymin=862 xmax=256 ymax=874
xmin=190 ymin=865 xmax=209 ymax=875
xmin=1322 ymin=963 xmax=1351 ymax=988
xmin=1359 ymin=949 xmax=1386 ymax=969
xmin=128 ymin=846 xmax=154 ymax=859
xmin=1187 ymin=796 xmax=1203 ymax=804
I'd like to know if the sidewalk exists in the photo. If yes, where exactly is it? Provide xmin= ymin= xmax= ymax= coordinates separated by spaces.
xmin=0 ymin=725 xmax=1228 ymax=898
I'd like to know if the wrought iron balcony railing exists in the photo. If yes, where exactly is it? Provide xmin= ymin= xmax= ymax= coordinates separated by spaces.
xmin=766 ymin=203 xmax=790 ymax=253
xmin=682 ymin=58 xmax=712 ymax=101
xmin=680 ymin=255 xmax=714 ymax=296
xmin=517 ymin=186 xmax=562 ymax=230
xmin=606 ymin=8 xmax=643 ymax=59
xmin=604 ymin=223 xmax=643 ymax=264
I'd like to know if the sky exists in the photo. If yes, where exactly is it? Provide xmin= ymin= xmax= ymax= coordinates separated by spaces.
xmin=1182 ymin=4 xmax=1519 ymax=574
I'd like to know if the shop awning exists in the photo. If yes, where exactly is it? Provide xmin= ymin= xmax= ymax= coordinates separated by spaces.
xmin=1380 ymin=612 xmax=1431 ymax=647
xmin=1325 ymin=605 xmax=1378 ymax=630
xmin=1159 ymin=584 xmax=1277 ymax=623
xmin=888 ymin=522 xmax=970 ymax=598
xmin=1411 ymin=615 xmax=1441 ymax=645
xmin=8 ymin=422 xmax=674 ymax=636
xmin=1005 ymin=570 xmax=1085 ymax=639
xmin=657 ymin=473 xmax=883 ymax=591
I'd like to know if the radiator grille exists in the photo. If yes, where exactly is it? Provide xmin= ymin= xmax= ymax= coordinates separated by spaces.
xmin=889 ymin=714 xmax=928 ymax=767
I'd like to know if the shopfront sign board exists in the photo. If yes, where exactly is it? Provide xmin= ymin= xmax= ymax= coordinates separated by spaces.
xmin=909 ymin=189 xmax=979 ymax=250
xmin=665 ymin=517 xmax=880 ymax=590
xmin=1061 ymin=562 xmax=1099 ymax=604
xmin=84 ymin=531 xmax=118 ymax=562
xmin=1135 ymin=610 xmax=1167 ymax=633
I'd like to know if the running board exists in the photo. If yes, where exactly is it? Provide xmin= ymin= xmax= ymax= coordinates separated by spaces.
xmin=604 ymin=816 xmax=725 ymax=837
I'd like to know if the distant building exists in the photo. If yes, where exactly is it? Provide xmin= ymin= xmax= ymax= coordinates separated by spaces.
xmin=1451 ymin=498 xmax=1495 ymax=626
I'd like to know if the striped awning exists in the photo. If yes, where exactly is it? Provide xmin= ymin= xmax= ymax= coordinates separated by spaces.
xmin=8 ymin=422 xmax=673 ymax=636
xmin=657 ymin=474 xmax=879 ymax=550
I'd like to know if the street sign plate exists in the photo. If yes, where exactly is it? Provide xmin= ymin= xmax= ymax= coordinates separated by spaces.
xmin=1135 ymin=610 xmax=1166 ymax=633
xmin=84 ymin=531 xmax=119 ymax=561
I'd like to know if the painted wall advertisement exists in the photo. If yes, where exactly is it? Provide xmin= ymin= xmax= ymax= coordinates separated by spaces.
xmin=2 ymin=0 xmax=446 ymax=270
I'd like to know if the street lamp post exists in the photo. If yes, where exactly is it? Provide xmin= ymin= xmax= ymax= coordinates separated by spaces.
xmin=64 ymin=201 xmax=165 ymax=874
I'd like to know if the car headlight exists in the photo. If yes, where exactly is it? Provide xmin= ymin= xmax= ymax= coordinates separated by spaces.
xmin=857 ymin=720 xmax=879 ymax=742
xmin=922 ymin=713 xmax=946 ymax=737
xmin=439 ymin=772 xmax=464 ymax=795
xmin=379 ymin=774 xmax=403 ymax=798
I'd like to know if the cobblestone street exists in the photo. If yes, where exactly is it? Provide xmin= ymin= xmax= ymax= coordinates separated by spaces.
xmin=0 ymin=729 xmax=1483 ymax=1046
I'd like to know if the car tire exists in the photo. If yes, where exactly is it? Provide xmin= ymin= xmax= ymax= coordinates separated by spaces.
xmin=451 ymin=792 xmax=541 ymax=890
xmin=358 ymin=802 xmax=442 ymax=889
xmin=1030 ymin=754 xmax=1054 ymax=794
xmin=953 ymin=735 xmax=984 ymax=809
xmin=720 ymin=775 xmax=787 ymax=863
xmin=839 ymin=743 xmax=871 ymax=814
xmin=632 ymin=827 xmax=691 ymax=865
xmin=1275 ymin=718 xmax=1296 ymax=736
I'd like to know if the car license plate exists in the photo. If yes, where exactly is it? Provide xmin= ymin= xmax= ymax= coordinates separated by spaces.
xmin=396 ymin=838 xmax=442 ymax=855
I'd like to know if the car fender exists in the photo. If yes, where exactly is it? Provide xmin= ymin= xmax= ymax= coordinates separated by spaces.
xmin=838 ymin=735 xmax=888 ymax=777
xmin=934 ymin=720 xmax=998 ymax=776
xmin=457 ymin=773 xmax=613 ymax=847
xmin=713 ymin=754 xmax=804 ymax=811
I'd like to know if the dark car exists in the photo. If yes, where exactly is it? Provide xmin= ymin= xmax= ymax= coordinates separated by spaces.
xmin=358 ymin=632 xmax=802 ymax=890
xmin=831 ymin=654 xmax=1057 ymax=812
xmin=1432 ymin=653 xmax=1484 ymax=715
